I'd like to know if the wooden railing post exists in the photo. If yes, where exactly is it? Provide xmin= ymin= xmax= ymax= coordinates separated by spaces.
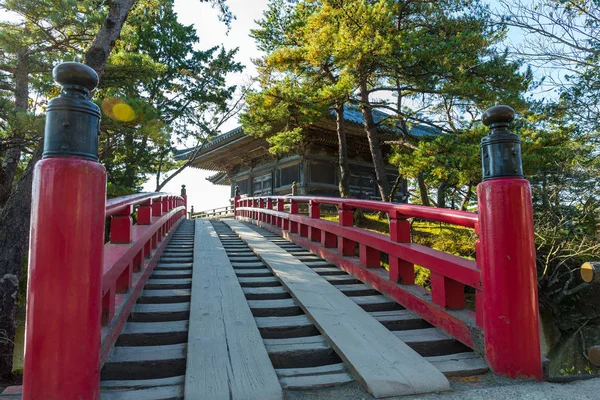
xmin=288 ymin=199 xmax=298 ymax=232
xmin=308 ymin=200 xmax=321 ymax=242
xmin=24 ymin=63 xmax=105 ymax=399
xmin=276 ymin=198 xmax=285 ymax=228
xmin=388 ymin=211 xmax=414 ymax=285
xmin=233 ymin=196 xmax=241 ymax=217
xmin=110 ymin=205 xmax=133 ymax=244
xmin=477 ymin=105 xmax=542 ymax=379
xmin=338 ymin=205 xmax=355 ymax=256
xmin=266 ymin=198 xmax=273 ymax=224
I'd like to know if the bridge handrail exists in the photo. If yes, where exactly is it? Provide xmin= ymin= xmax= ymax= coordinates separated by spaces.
xmin=237 ymin=195 xmax=478 ymax=228
xmin=105 ymin=192 xmax=173 ymax=217
xmin=191 ymin=204 xmax=235 ymax=219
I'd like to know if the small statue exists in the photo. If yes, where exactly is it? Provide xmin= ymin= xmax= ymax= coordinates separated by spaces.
xmin=235 ymin=184 xmax=240 ymax=196
xmin=291 ymin=181 xmax=297 ymax=196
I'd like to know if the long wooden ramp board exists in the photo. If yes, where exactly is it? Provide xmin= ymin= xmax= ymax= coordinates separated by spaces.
xmin=185 ymin=220 xmax=282 ymax=400
xmin=226 ymin=220 xmax=451 ymax=398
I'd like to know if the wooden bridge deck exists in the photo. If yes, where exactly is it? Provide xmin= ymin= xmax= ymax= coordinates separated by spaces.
xmin=2 ymin=218 xmax=488 ymax=400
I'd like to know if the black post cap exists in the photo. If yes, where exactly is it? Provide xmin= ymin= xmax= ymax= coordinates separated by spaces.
xmin=480 ymin=105 xmax=523 ymax=180
xmin=482 ymin=105 xmax=515 ymax=129
xmin=43 ymin=61 xmax=101 ymax=160
xmin=181 ymin=184 xmax=187 ymax=196
xmin=53 ymin=62 xmax=99 ymax=95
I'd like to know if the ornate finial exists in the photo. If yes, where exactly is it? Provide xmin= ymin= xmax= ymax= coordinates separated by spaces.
xmin=53 ymin=62 xmax=99 ymax=96
xmin=235 ymin=184 xmax=240 ymax=196
xmin=480 ymin=105 xmax=523 ymax=181
xmin=181 ymin=184 xmax=187 ymax=196
xmin=43 ymin=62 xmax=101 ymax=160
xmin=482 ymin=105 xmax=515 ymax=130
xmin=190 ymin=205 xmax=194 ymax=214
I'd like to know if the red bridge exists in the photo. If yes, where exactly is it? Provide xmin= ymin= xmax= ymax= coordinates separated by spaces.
xmin=1 ymin=63 xmax=544 ymax=399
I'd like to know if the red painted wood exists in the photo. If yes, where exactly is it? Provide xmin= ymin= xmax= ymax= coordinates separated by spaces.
xmin=110 ymin=205 xmax=133 ymax=244
xmin=289 ymin=200 xmax=298 ymax=233
xmin=309 ymin=200 xmax=321 ymax=242
xmin=24 ymin=158 xmax=106 ymax=400
xmin=321 ymin=231 xmax=337 ymax=248
xmin=430 ymin=272 xmax=465 ymax=309
xmin=105 ymin=192 xmax=171 ymax=217
xmin=388 ymin=216 xmax=413 ymax=283
xmin=138 ymin=199 xmax=152 ymax=225
xmin=359 ymin=243 xmax=380 ymax=268
xmin=477 ymin=178 xmax=542 ymax=379
xmin=152 ymin=197 xmax=162 ymax=216
xmin=338 ymin=207 xmax=355 ymax=256
xmin=238 ymin=195 xmax=478 ymax=227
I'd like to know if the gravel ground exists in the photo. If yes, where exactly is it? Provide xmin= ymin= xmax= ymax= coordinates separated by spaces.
xmin=285 ymin=373 xmax=600 ymax=400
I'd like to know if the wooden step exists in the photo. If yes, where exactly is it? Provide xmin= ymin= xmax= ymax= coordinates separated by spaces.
xmin=303 ymin=261 xmax=334 ymax=268
xmin=235 ymin=268 xmax=272 ymax=277
xmin=351 ymin=295 xmax=403 ymax=312
xmin=101 ymin=375 xmax=184 ymax=389
xmin=425 ymin=352 xmax=489 ymax=377
xmin=255 ymin=315 xmax=318 ymax=338
xmin=138 ymin=289 xmax=191 ymax=304
xmin=247 ymin=299 xmax=303 ymax=317
xmin=130 ymin=303 xmax=190 ymax=322
xmin=280 ymin=372 xmax=354 ymax=390
xmin=116 ymin=321 xmax=188 ymax=346
xmin=145 ymin=278 xmax=191 ymax=289
xmin=232 ymin=261 xmax=266 ymax=269
xmin=159 ymin=257 xmax=193 ymax=263
xmin=264 ymin=336 xmax=340 ymax=369
xmin=100 ymin=384 xmax=183 ymax=400
xmin=311 ymin=267 xmax=347 ymax=276
xmin=238 ymin=276 xmax=280 ymax=287
xmin=243 ymin=286 xmax=290 ymax=300
xmin=101 ymin=343 xmax=186 ymax=380
xmin=368 ymin=310 xmax=431 ymax=331
xmin=393 ymin=328 xmax=469 ymax=356
xmin=151 ymin=269 xmax=192 ymax=279
xmin=229 ymin=256 xmax=261 ymax=263
xmin=322 ymin=274 xmax=360 ymax=285
xmin=154 ymin=263 xmax=192 ymax=270
xmin=333 ymin=284 xmax=379 ymax=297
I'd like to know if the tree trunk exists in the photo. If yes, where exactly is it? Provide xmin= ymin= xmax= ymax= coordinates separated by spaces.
xmin=359 ymin=81 xmax=390 ymax=201
xmin=417 ymin=172 xmax=430 ymax=206
xmin=335 ymin=105 xmax=350 ymax=198
xmin=84 ymin=0 xmax=137 ymax=79
xmin=437 ymin=180 xmax=449 ymax=209
xmin=0 ymin=140 xmax=41 ymax=378
xmin=460 ymin=184 xmax=472 ymax=211
xmin=387 ymin=174 xmax=403 ymax=203
xmin=0 ymin=52 xmax=29 ymax=209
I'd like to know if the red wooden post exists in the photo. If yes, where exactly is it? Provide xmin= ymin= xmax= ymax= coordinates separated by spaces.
xmin=23 ymin=63 xmax=105 ymax=400
xmin=288 ymin=200 xmax=298 ymax=232
xmin=259 ymin=198 xmax=265 ymax=222
xmin=110 ymin=205 xmax=133 ymax=244
xmin=152 ymin=196 xmax=162 ymax=217
xmin=138 ymin=199 xmax=152 ymax=225
xmin=338 ymin=205 xmax=355 ymax=256
xmin=266 ymin=198 xmax=273 ymax=224
xmin=277 ymin=198 xmax=285 ymax=228
xmin=477 ymin=106 xmax=542 ymax=379
xmin=308 ymin=200 xmax=321 ymax=242
xmin=359 ymin=243 xmax=380 ymax=268
xmin=388 ymin=211 xmax=415 ymax=284
xmin=233 ymin=195 xmax=241 ymax=217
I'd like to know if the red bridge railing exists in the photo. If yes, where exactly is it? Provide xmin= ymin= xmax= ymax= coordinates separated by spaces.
xmin=20 ymin=63 xmax=188 ymax=399
xmin=233 ymin=106 xmax=543 ymax=381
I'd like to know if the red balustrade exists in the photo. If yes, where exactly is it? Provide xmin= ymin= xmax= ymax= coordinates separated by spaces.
xmin=234 ymin=191 xmax=541 ymax=380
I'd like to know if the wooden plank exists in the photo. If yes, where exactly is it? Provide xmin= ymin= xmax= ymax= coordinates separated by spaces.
xmin=185 ymin=219 xmax=282 ymax=400
xmin=226 ymin=220 xmax=450 ymax=398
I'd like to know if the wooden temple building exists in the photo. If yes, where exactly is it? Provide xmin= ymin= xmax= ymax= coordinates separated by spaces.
xmin=177 ymin=107 xmax=434 ymax=201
